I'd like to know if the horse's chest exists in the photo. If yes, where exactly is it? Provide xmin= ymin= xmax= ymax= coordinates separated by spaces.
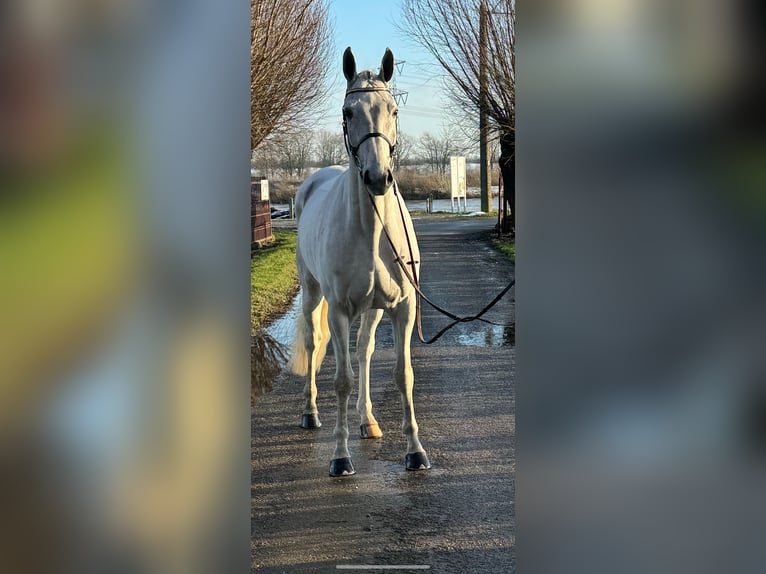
xmin=336 ymin=257 xmax=403 ymax=309
xmin=323 ymin=239 xmax=410 ymax=311
xmin=371 ymin=261 xmax=408 ymax=308
xmin=342 ymin=262 xmax=399 ymax=300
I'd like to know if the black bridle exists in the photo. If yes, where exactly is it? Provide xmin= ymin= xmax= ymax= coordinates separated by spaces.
xmin=342 ymin=86 xmax=397 ymax=173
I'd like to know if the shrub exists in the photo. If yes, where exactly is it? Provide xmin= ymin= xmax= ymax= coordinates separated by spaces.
xmin=394 ymin=169 xmax=450 ymax=199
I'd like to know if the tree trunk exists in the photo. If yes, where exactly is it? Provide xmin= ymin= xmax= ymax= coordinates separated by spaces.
xmin=498 ymin=130 xmax=514 ymax=235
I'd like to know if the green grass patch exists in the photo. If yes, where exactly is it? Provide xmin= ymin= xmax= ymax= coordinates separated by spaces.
xmin=251 ymin=229 xmax=298 ymax=333
xmin=491 ymin=237 xmax=515 ymax=262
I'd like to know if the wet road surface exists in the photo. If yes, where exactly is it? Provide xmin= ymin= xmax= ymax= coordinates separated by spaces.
xmin=252 ymin=218 xmax=515 ymax=573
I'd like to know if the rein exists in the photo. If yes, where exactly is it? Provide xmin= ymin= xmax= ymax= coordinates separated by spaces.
xmin=367 ymin=182 xmax=515 ymax=345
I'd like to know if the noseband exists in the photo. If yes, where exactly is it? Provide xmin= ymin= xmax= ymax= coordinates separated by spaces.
xmin=342 ymin=87 xmax=397 ymax=173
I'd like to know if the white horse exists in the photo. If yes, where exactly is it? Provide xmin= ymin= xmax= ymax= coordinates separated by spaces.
xmin=289 ymin=47 xmax=430 ymax=477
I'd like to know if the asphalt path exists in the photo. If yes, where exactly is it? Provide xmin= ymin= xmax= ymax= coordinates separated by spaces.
xmin=252 ymin=218 xmax=515 ymax=573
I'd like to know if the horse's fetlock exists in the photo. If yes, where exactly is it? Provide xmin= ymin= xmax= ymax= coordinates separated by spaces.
xmin=334 ymin=427 xmax=350 ymax=441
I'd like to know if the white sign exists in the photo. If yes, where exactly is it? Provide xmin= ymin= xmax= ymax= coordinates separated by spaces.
xmin=259 ymin=179 xmax=269 ymax=201
xmin=450 ymin=156 xmax=466 ymax=212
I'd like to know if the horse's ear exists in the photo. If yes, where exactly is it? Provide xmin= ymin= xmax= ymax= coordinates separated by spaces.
xmin=343 ymin=47 xmax=356 ymax=83
xmin=379 ymin=48 xmax=394 ymax=83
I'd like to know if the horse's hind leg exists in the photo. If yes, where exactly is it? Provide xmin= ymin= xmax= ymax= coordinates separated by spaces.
xmin=390 ymin=299 xmax=430 ymax=471
xmin=300 ymin=280 xmax=324 ymax=429
xmin=357 ymin=309 xmax=384 ymax=438
xmin=326 ymin=305 xmax=355 ymax=476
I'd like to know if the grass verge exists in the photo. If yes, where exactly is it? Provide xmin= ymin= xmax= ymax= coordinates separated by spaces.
xmin=491 ymin=237 xmax=515 ymax=262
xmin=251 ymin=229 xmax=299 ymax=334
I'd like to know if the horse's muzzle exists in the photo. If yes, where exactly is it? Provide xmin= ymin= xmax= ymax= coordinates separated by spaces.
xmin=363 ymin=167 xmax=394 ymax=195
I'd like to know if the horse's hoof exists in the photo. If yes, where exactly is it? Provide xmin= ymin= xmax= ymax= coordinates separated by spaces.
xmin=405 ymin=452 xmax=431 ymax=471
xmin=360 ymin=423 xmax=383 ymax=439
xmin=300 ymin=414 xmax=321 ymax=429
xmin=329 ymin=457 xmax=356 ymax=477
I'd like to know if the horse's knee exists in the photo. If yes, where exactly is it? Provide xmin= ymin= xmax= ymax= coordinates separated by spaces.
xmin=334 ymin=371 xmax=353 ymax=396
xmin=336 ymin=382 xmax=352 ymax=397
xmin=393 ymin=362 xmax=403 ymax=381
xmin=357 ymin=337 xmax=375 ymax=358
xmin=356 ymin=324 xmax=375 ymax=357
xmin=393 ymin=361 xmax=413 ymax=387
xmin=303 ymin=325 xmax=315 ymax=350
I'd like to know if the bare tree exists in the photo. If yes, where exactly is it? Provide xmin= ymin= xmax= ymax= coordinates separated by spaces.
xmin=280 ymin=131 xmax=314 ymax=177
xmin=314 ymin=129 xmax=346 ymax=166
xmin=251 ymin=131 xmax=313 ymax=178
xmin=400 ymin=0 xmax=515 ymax=232
xmin=418 ymin=129 xmax=465 ymax=175
xmin=418 ymin=133 xmax=442 ymax=174
xmin=393 ymin=130 xmax=414 ymax=169
xmin=251 ymin=139 xmax=280 ymax=179
xmin=251 ymin=0 xmax=333 ymax=150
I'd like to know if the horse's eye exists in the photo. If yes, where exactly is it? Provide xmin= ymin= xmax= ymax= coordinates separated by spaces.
xmin=393 ymin=109 xmax=399 ymax=116
xmin=343 ymin=108 xmax=353 ymax=119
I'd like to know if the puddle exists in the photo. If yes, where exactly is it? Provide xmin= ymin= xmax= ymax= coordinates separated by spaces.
xmin=251 ymin=330 xmax=287 ymax=399
xmin=265 ymin=290 xmax=301 ymax=347
xmin=253 ymin=298 xmax=512 ymax=400
xmin=264 ymin=289 xmax=513 ymax=350
xmin=252 ymin=292 xmax=300 ymax=399
xmin=455 ymin=324 xmax=514 ymax=347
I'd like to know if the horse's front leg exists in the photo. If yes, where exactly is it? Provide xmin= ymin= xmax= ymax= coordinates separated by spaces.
xmin=357 ymin=309 xmax=384 ymax=439
xmin=391 ymin=298 xmax=430 ymax=471
xmin=327 ymin=305 xmax=356 ymax=476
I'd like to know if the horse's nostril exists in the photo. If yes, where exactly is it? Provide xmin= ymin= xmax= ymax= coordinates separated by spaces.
xmin=363 ymin=170 xmax=371 ymax=185
xmin=386 ymin=169 xmax=393 ymax=186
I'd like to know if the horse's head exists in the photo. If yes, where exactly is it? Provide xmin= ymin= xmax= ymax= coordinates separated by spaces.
xmin=342 ymin=47 xmax=398 ymax=196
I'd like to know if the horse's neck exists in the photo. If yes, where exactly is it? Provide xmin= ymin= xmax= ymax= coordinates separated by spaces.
xmin=344 ymin=170 xmax=389 ymax=252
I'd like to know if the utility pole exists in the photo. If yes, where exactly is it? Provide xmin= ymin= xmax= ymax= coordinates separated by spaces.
xmin=479 ymin=0 xmax=490 ymax=213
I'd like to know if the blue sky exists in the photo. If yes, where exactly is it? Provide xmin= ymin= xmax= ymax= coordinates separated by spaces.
xmin=318 ymin=0 xmax=447 ymax=137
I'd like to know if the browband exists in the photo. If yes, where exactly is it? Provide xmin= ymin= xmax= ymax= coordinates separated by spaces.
xmin=345 ymin=86 xmax=392 ymax=97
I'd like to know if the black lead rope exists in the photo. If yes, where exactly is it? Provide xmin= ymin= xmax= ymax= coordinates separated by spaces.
xmin=367 ymin=182 xmax=515 ymax=345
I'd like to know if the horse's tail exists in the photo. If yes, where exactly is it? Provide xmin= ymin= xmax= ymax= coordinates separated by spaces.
xmin=288 ymin=299 xmax=330 ymax=376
